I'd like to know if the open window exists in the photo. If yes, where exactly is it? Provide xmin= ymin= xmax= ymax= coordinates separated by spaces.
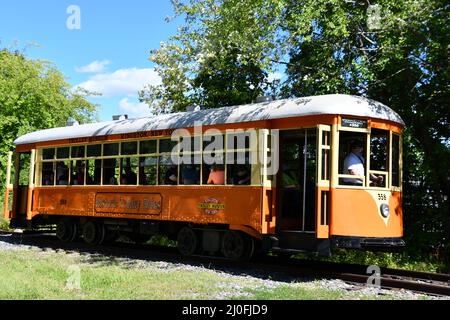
xmin=369 ymin=129 xmax=389 ymax=188
xmin=337 ymin=118 xmax=401 ymax=189
xmin=338 ymin=131 xmax=367 ymax=187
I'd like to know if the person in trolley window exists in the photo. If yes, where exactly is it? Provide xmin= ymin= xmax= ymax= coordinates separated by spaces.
xmin=207 ymin=164 xmax=225 ymax=185
xmin=343 ymin=140 xmax=383 ymax=186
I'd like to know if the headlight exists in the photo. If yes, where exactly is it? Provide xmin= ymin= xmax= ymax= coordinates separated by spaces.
xmin=380 ymin=204 xmax=390 ymax=218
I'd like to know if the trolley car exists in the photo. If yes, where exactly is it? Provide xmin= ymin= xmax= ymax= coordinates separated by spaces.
xmin=3 ymin=94 xmax=405 ymax=259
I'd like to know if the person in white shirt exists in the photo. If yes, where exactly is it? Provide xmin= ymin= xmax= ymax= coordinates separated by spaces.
xmin=343 ymin=140 xmax=383 ymax=186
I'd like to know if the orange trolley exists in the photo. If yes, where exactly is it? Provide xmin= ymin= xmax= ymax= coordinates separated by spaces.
xmin=3 ymin=94 xmax=404 ymax=259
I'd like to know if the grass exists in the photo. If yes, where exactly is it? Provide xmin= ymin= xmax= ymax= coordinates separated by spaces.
xmin=0 ymin=217 xmax=11 ymax=231
xmin=237 ymin=285 xmax=350 ymax=300
xmin=0 ymin=248 xmax=398 ymax=300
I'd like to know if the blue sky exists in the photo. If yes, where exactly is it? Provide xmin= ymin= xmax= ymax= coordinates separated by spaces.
xmin=0 ymin=1 xmax=181 ymax=121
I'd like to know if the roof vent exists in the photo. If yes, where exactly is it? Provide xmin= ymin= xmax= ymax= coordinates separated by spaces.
xmin=67 ymin=118 xmax=80 ymax=126
xmin=256 ymin=96 xmax=273 ymax=103
xmin=113 ymin=115 xmax=128 ymax=121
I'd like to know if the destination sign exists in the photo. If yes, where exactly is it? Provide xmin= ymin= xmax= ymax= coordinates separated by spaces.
xmin=95 ymin=193 xmax=162 ymax=215
xmin=69 ymin=136 xmax=108 ymax=144
xmin=341 ymin=118 xmax=368 ymax=129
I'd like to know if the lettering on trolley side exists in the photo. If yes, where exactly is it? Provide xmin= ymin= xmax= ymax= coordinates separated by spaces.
xmin=69 ymin=130 xmax=176 ymax=144
xmin=198 ymin=198 xmax=225 ymax=215
xmin=69 ymin=136 xmax=108 ymax=144
xmin=95 ymin=193 xmax=161 ymax=215
xmin=121 ymin=129 xmax=175 ymax=140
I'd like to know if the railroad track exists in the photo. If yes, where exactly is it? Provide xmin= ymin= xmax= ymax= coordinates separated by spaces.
xmin=332 ymin=270 xmax=450 ymax=297
xmin=273 ymin=257 xmax=450 ymax=297
xmin=1 ymin=230 xmax=449 ymax=297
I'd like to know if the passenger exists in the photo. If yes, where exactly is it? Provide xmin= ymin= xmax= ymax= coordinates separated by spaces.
xmin=207 ymin=165 xmax=225 ymax=185
xmin=56 ymin=162 xmax=69 ymax=185
xmin=121 ymin=166 xmax=137 ymax=185
xmin=232 ymin=165 xmax=251 ymax=185
xmin=164 ymin=165 xmax=178 ymax=185
xmin=343 ymin=140 xmax=383 ymax=186
xmin=43 ymin=173 xmax=54 ymax=186
xmin=139 ymin=169 xmax=148 ymax=185
xmin=181 ymin=164 xmax=199 ymax=185
xmin=103 ymin=159 xmax=118 ymax=185
xmin=73 ymin=164 xmax=85 ymax=185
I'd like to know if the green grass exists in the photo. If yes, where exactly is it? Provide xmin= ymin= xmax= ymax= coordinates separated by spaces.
xmin=0 ymin=249 xmax=396 ymax=300
xmin=0 ymin=217 xmax=11 ymax=231
xmin=146 ymin=234 xmax=177 ymax=247
xmin=236 ymin=285 xmax=348 ymax=300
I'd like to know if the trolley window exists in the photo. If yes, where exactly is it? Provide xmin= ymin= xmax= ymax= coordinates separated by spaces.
xmin=103 ymin=143 xmax=119 ymax=157
xmin=369 ymin=129 xmax=388 ymax=188
xmin=121 ymin=142 xmax=138 ymax=156
xmin=392 ymin=134 xmax=401 ymax=187
xmin=56 ymin=147 xmax=70 ymax=160
xmin=42 ymin=148 xmax=55 ymax=160
xmin=339 ymin=131 xmax=367 ymax=187
xmin=87 ymin=145 xmax=101 ymax=157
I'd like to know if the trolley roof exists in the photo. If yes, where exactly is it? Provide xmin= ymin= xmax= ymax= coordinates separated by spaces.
xmin=15 ymin=94 xmax=404 ymax=145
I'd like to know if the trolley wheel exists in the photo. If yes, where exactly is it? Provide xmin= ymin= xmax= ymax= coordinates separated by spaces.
xmin=56 ymin=219 xmax=77 ymax=243
xmin=82 ymin=221 xmax=105 ymax=245
xmin=221 ymin=231 xmax=255 ymax=260
xmin=177 ymin=227 xmax=198 ymax=256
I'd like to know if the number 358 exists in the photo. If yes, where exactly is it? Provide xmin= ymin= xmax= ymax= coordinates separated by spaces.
xmin=378 ymin=194 xmax=387 ymax=201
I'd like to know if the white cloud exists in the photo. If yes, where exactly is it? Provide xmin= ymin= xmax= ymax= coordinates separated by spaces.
xmin=76 ymin=68 xmax=161 ymax=97
xmin=75 ymin=60 xmax=111 ymax=73
xmin=119 ymin=98 xmax=153 ymax=119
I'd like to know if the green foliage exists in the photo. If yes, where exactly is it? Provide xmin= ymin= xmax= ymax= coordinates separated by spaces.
xmin=143 ymin=0 xmax=449 ymax=263
xmin=147 ymin=234 xmax=177 ymax=247
xmin=0 ymin=49 xmax=97 ymax=202
xmin=295 ymin=249 xmax=447 ymax=273
xmin=0 ymin=217 xmax=11 ymax=231
xmin=283 ymin=0 xmax=449 ymax=261
xmin=139 ymin=0 xmax=285 ymax=113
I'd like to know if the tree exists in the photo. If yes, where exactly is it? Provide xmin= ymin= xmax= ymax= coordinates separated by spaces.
xmin=0 ymin=49 xmax=97 ymax=202
xmin=283 ymin=0 xmax=449 ymax=259
xmin=142 ymin=0 xmax=449 ymax=261
xmin=139 ymin=0 xmax=284 ymax=113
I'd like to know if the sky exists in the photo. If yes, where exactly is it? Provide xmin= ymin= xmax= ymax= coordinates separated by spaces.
xmin=0 ymin=0 xmax=181 ymax=121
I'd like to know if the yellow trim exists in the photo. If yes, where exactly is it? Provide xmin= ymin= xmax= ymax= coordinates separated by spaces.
xmin=26 ymin=149 xmax=36 ymax=220
xmin=6 ymin=152 xmax=13 ymax=189
xmin=331 ymin=124 xmax=340 ymax=188
xmin=317 ymin=125 xmax=331 ymax=183
xmin=365 ymin=133 xmax=370 ymax=187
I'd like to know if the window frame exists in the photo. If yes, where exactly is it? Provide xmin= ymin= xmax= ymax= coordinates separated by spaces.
xmin=336 ymin=120 xmax=402 ymax=190
xmin=35 ymin=128 xmax=274 ymax=188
